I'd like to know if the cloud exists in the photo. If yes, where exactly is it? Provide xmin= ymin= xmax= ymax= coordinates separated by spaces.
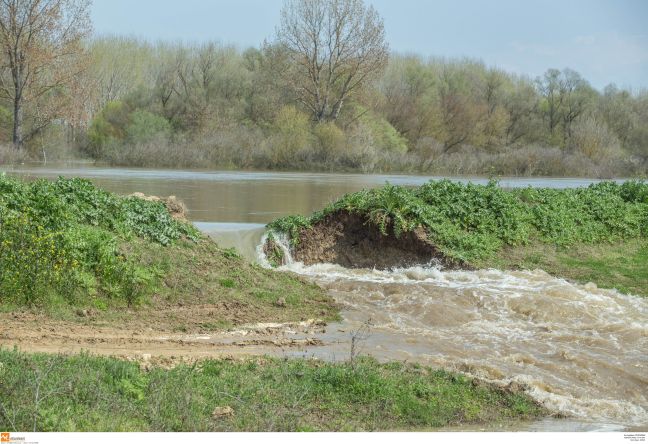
xmin=503 ymin=32 xmax=648 ymax=89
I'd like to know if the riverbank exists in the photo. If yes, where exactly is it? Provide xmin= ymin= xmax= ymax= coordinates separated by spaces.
xmin=2 ymin=175 xmax=645 ymax=430
xmin=0 ymin=176 xmax=550 ymax=432
xmin=0 ymin=175 xmax=337 ymax=325
xmin=267 ymin=180 xmax=648 ymax=297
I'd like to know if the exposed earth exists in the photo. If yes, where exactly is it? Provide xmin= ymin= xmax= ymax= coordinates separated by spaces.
xmin=267 ymin=210 xmax=456 ymax=269
xmin=0 ymin=311 xmax=329 ymax=367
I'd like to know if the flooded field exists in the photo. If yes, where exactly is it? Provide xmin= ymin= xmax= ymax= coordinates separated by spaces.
xmin=2 ymin=165 xmax=645 ymax=431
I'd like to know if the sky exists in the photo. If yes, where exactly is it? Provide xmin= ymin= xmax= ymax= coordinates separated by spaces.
xmin=91 ymin=0 xmax=648 ymax=91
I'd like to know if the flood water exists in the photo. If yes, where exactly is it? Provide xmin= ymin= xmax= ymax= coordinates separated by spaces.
xmin=0 ymin=165 xmax=620 ymax=223
xmin=3 ymin=165 xmax=646 ymax=431
xmin=271 ymin=255 xmax=648 ymax=431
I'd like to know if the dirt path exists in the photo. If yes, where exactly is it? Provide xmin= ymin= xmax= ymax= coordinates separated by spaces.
xmin=0 ymin=312 xmax=334 ymax=366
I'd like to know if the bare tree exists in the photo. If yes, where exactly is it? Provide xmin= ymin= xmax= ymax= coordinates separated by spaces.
xmin=536 ymin=68 xmax=593 ymax=147
xmin=0 ymin=0 xmax=92 ymax=149
xmin=274 ymin=0 xmax=388 ymax=122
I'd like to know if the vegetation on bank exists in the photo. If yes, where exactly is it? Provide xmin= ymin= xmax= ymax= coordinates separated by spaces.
xmin=268 ymin=180 xmax=648 ymax=295
xmin=1 ymin=0 xmax=646 ymax=176
xmin=0 ymin=349 xmax=545 ymax=432
xmin=0 ymin=175 xmax=336 ymax=323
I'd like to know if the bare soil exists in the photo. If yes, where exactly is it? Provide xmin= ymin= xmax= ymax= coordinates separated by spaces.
xmin=0 ymin=311 xmax=329 ymax=366
xmin=288 ymin=210 xmax=456 ymax=269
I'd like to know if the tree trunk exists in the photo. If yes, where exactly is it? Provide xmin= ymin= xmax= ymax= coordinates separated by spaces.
xmin=12 ymin=97 xmax=23 ymax=150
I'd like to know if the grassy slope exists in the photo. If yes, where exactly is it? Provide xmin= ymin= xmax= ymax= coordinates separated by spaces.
xmin=0 ymin=176 xmax=337 ymax=325
xmin=120 ymin=236 xmax=339 ymax=329
xmin=0 ymin=349 xmax=545 ymax=432
xmin=269 ymin=180 xmax=648 ymax=297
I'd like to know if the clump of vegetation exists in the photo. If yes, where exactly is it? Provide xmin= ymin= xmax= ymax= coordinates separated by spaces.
xmin=268 ymin=180 xmax=648 ymax=264
xmin=0 ymin=175 xmax=198 ymax=308
xmin=0 ymin=349 xmax=545 ymax=432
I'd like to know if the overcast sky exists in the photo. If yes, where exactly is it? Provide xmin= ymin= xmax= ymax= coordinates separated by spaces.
xmin=91 ymin=0 xmax=648 ymax=90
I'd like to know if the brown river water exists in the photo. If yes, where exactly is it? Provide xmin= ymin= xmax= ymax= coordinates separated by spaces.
xmin=3 ymin=165 xmax=646 ymax=431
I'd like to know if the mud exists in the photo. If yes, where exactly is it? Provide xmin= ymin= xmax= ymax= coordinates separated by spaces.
xmin=278 ymin=210 xmax=455 ymax=269
xmin=0 ymin=312 xmax=328 ymax=367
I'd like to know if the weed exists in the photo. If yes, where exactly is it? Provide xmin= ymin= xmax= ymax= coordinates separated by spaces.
xmin=268 ymin=179 xmax=648 ymax=264
xmin=219 ymin=278 xmax=236 ymax=289
xmin=0 ymin=176 xmax=197 ymax=308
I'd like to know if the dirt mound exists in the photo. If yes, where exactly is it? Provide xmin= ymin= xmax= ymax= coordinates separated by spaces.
xmin=130 ymin=192 xmax=188 ymax=220
xmin=282 ymin=210 xmax=457 ymax=269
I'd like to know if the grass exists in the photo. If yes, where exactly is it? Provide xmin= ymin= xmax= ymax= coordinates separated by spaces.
xmin=0 ymin=349 xmax=546 ymax=432
xmin=268 ymin=179 xmax=648 ymax=296
xmin=112 ymin=235 xmax=339 ymax=329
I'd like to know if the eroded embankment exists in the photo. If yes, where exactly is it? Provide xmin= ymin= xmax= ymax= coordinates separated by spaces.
xmin=265 ymin=210 xmax=456 ymax=270
xmin=260 ymin=193 xmax=648 ymax=427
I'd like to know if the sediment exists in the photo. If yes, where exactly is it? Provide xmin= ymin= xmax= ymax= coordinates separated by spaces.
xmin=276 ymin=210 xmax=457 ymax=269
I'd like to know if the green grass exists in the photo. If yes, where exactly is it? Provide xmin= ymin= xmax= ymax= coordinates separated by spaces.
xmin=114 ymin=235 xmax=339 ymax=328
xmin=0 ymin=349 xmax=545 ymax=432
xmin=268 ymin=180 xmax=648 ymax=295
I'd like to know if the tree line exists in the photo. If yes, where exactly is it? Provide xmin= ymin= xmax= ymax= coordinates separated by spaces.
xmin=1 ymin=0 xmax=647 ymax=177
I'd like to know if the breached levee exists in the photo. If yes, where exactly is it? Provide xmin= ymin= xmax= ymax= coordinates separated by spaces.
xmin=260 ymin=180 xmax=648 ymax=428
xmin=264 ymin=210 xmax=458 ymax=270
xmin=257 ymin=233 xmax=648 ymax=428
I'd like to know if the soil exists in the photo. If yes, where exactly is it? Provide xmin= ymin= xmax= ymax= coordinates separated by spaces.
xmin=286 ymin=210 xmax=457 ymax=269
xmin=0 ymin=311 xmax=329 ymax=367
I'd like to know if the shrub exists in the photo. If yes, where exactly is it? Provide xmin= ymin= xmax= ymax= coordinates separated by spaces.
xmin=269 ymin=106 xmax=311 ymax=165
xmin=313 ymin=122 xmax=346 ymax=162
xmin=0 ymin=176 xmax=197 ymax=307
xmin=126 ymin=110 xmax=172 ymax=144
xmin=87 ymin=101 xmax=130 ymax=156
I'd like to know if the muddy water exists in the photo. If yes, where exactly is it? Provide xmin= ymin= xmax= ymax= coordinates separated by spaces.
xmin=1 ymin=165 xmax=620 ymax=223
xmin=253 ymin=234 xmax=648 ymax=430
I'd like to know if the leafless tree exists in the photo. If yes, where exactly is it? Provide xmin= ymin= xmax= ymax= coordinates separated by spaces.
xmin=274 ymin=0 xmax=388 ymax=122
xmin=0 ymin=0 xmax=92 ymax=149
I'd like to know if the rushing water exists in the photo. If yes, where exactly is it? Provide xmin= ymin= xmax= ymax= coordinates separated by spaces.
xmin=3 ymin=165 xmax=646 ymax=430
xmin=257 ymin=234 xmax=648 ymax=429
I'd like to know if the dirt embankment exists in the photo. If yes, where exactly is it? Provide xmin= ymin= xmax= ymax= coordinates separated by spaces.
xmin=274 ymin=210 xmax=458 ymax=269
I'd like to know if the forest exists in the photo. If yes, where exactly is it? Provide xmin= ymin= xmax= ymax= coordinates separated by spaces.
xmin=1 ymin=0 xmax=647 ymax=177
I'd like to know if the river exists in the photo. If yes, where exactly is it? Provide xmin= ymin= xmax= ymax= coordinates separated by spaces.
xmin=3 ymin=165 xmax=646 ymax=431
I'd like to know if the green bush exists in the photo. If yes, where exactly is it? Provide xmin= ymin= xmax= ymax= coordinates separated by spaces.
xmin=355 ymin=106 xmax=408 ymax=154
xmin=87 ymin=101 xmax=131 ymax=155
xmin=313 ymin=122 xmax=346 ymax=161
xmin=126 ymin=110 xmax=172 ymax=144
xmin=0 ymin=176 xmax=197 ymax=307
xmin=269 ymin=106 xmax=311 ymax=165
